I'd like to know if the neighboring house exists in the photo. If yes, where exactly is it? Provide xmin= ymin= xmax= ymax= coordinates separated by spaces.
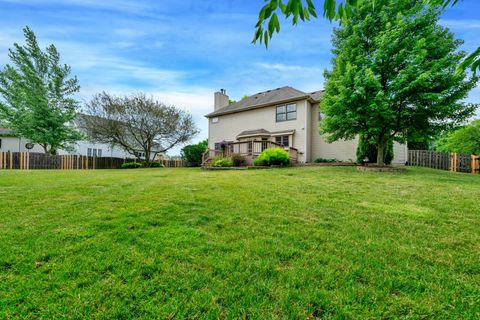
xmin=0 ymin=127 xmax=132 ymax=157
xmin=205 ymin=86 xmax=407 ymax=164
xmin=0 ymin=114 xmax=162 ymax=160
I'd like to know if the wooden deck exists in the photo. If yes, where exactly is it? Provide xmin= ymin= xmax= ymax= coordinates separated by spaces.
xmin=202 ymin=141 xmax=298 ymax=166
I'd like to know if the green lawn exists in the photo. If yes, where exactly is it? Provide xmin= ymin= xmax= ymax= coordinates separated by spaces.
xmin=0 ymin=167 xmax=479 ymax=319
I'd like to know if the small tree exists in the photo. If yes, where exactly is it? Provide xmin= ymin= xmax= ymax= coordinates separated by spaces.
xmin=436 ymin=120 xmax=480 ymax=155
xmin=320 ymin=0 xmax=478 ymax=165
xmin=81 ymin=92 xmax=198 ymax=166
xmin=181 ymin=140 xmax=208 ymax=167
xmin=0 ymin=26 xmax=82 ymax=154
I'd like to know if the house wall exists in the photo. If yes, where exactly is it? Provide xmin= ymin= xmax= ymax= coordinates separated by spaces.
xmin=208 ymin=99 xmax=309 ymax=162
xmin=309 ymin=103 xmax=407 ymax=164
xmin=0 ymin=136 xmax=132 ymax=158
xmin=0 ymin=136 xmax=45 ymax=153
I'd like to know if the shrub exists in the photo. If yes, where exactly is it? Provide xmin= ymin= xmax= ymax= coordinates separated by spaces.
xmin=255 ymin=148 xmax=290 ymax=166
xmin=181 ymin=140 xmax=208 ymax=167
xmin=149 ymin=162 xmax=164 ymax=168
xmin=121 ymin=162 xmax=143 ymax=169
xmin=212 ymin=156 xmax=233 ymax=167
xmin=231 ymin=153 xmax=247 ymax=167
xmin=314 ymin=158 xmax=338 ymax=163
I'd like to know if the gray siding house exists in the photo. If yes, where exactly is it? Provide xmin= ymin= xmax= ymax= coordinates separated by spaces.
xmin=205 ymin=86 xmax=407 ymax=164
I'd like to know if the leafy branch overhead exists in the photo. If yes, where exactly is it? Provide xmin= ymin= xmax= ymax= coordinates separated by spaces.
xmin=253 ymin=0 xmax=478 ymax=74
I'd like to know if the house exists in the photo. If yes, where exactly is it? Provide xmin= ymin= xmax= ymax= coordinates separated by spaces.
xmin=0 ymin=127 xmax=132 ymax=157
xmin=204 ymin=86 xmax=407 ymax=164
xmin=0 ymin=114 xmax=162 ymax=159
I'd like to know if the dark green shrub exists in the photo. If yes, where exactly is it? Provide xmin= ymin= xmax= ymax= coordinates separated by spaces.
xmin=181 ymin=140 xmax=208 ymax=167
xmin=231 ymin=153 xmax=247 ymax=167
xmin=356 ymin=134 xmax=394 ymax=165
xmin=149 ymin=162 xmax=164 ymax=168
xmin=314 ymin=158 xmax=338 ymax=163
xmin=255 ymin=148 xmax=290 ymax=166
xmin=212 ymin=156 xmax=233 ymax=167
xmin=121 ymin=162 xmax=143 ymax=169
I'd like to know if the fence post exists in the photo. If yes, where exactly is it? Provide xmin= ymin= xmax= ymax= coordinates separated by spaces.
xmin=450 ymin=153 xmax=457 ymax=172
xmin=472 ymin=155 xmax=479 ymax=175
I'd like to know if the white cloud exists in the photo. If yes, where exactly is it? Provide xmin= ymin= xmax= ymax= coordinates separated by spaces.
xmin=441 ymin=19 xmax=480 ymax=30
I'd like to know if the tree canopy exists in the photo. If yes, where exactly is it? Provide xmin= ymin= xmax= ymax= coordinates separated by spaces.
xmin=80 ymin=92 xmax=198 ymax=166
xmin=253 ymin=0 xmax=479 ymax=74
xmin=0 ymin=26 xmax=82 ymax=154
xmin=436 ymin=120 xmax=480 ymax=155
xmin=320 ymin=0 xmax=478 ymax=165
xmin=181 ymin=139 xmax=208 ymax=167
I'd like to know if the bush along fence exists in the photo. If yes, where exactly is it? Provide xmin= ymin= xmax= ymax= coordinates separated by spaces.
xmin=0 ymin=151 xmax=136 ymax=170
xmin=408 ymin=150 xmax=480 ymax=174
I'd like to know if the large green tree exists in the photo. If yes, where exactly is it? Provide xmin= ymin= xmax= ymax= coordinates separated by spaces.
xmin=320 ymin=0 xmax=477 ymax=165
xmin=253 ymin=0 xmax=479 ymax=74
xmin=0 ymin=26 xmax=82 ymax=154
xmin=436 ymin=120 xmax=480 ymax=155
xmin=181 ymin=139 xmax=208 ymax=167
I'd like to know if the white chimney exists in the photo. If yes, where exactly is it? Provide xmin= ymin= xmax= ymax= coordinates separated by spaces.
xmin=214 ymin=89 xmax=229 ymax=111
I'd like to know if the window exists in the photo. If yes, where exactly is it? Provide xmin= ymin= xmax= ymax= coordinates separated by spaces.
xmin=212 ymin=117 xmax=219 ymax=123
xmin=214 ymin=143 xmax=221 ymax=150
xmin=276 ymin=104 xmax=296 ymax=122
xmin=275 ymin=135 xmax=289 ymax=147
xmin=318 ymin=112 xmax=325 ymax=121
xmin=88 ymin=148 xmax=102 ymax=157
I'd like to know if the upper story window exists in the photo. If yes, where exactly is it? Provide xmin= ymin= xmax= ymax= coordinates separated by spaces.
xmin=276 ymin=104 xmax=297 ymax=122
xmin=318 ymin=112 xmax=325 ymax=121
xmin=212 ymin=117 xmax=219 ymax=124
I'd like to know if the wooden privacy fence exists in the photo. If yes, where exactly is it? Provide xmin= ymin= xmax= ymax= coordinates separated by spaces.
xmin=161 ymin=159 xmax=185 ymax=167
xmin=408 ymin=150 xmax=480 ymax=174
xmin=0 ymin=151 xmax=134 ymax=170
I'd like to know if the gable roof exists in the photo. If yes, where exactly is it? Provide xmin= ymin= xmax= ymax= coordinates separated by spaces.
xmin=205 ymin=86 xmax=323 ymax=118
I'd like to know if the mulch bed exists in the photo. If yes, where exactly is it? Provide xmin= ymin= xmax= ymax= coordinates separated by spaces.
xmin=357 ymin=165 xmax=406 ymax=173
xmin=202 ymin=166 xmax=270 ymax=170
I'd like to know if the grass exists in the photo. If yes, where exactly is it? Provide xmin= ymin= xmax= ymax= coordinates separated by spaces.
xmin=0 ymin=167 xmax=479 ymax=319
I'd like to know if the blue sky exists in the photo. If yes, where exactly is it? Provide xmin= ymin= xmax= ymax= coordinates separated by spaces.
xmin=0 ymin=0 xmax=479 ymax=154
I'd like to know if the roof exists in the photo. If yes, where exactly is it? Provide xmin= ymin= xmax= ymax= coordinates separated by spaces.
xmin=237 ymin=129 xmax=271 ymax=137
xmin=236 ymin=128 xmax=296 ymax=139
xmin=0 ymin=128 xmax=15 ymax=136
xmin=206 ymin=86 xmax=324 ymax=118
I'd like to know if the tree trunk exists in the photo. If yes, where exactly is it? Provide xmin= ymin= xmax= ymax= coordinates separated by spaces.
xmin=376 ymin=142 xmax=385 ymax=166
xmin=144 ymin=150 xmax=151 ymax=167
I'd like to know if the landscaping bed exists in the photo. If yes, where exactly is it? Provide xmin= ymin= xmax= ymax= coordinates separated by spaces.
xmin=357 ymin=165 xmax=406 ymax=173
xmin=202 ymin=166 xmax=270 ymax=170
